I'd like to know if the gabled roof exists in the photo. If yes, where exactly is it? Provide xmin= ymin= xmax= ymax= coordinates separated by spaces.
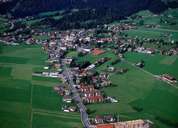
xmin=92 ymin=48 xmax=105 ymax=56
xmin=96 ymin=124 xmax=114 ymax=128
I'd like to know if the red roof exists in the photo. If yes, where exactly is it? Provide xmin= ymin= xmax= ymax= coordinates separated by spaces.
xmin=92 ymin=48 xmax=105 ymax=56
xmin=80 ymin=85 xmax=95 ymax=92
xmin=96 ymin=124 xmax=114 ymax=128
xmin=162 ymin=74 xmax=176 ymax=80
xmin=86 ymin=96 xmax=103 ymax=101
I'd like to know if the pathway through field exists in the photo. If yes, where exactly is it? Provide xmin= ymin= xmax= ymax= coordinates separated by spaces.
xmin=123 ymin=59 xmax=178 ymax=89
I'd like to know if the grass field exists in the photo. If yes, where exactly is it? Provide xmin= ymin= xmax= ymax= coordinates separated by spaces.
xmin=0 ymin=44 xmax=82 ymax=128
xmin=124 ymin=52 xmax=178 ymax=79
xmin=123 ymin=27 xmax=178 ymax=41
xmin=122 ymin=9 xmax=178 ymax=42
xmin=76 ymin=51 xmax=178 ymax=128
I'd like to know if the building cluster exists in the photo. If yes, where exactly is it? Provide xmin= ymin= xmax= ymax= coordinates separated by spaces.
xmin=3 ymin=14 xmax=178 ymax=128
xmin=91 ymin=115 xmax=118 ymax=125
xmin=43 ymin=29 xmax=119 ymax=115
xmin=79 ymin=85 xmax=104 ymax=104
xmin=108 ymin=23 xmax=137 ymax=31
xmin=135 ymin=47 xmax=155 ymax=54
xmin=160 ymin=74 xmax=177 ymax=84
xmin=94 ymin=119 xmax=153 ymax=128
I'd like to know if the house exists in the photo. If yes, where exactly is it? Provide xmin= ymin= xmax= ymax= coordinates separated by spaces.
xmin=104 ymin=115 xmax=117 ymax=123
xmin=106 ymin=97 xmax=118 ymax=103
xmin=83 ymin=90 xmax=101 ymax=97
xmin=97 ymin=38 xmax=113 ymax=43
xmin=80 ymin=85 xmax=104 ymax=103
xmin=95 ymin=119 xmax=152 ymax=128
xmin=113 ymin=119 xmax=152 ymax=128
xmin=146 ymin=48 xmax=155 ymax=54
xmin=80 ymin=85 xmax=95 ymax=93
xmin=43 ymin=66 xmax=49 ymax=70
xmin=94 ymin=116 xmax=104 ymax=124
xmin=96 ymin=124 xmax=114 ymax=128
xmin=92 ymin=48 xmax=105 ymax=56
xmin=68 ymin=106 xmax=77 ymax=112
xmin=83 ymin=96 xmax=104 ymax=104
xmin=62 ymin=58 xmax=73 ymax=65
xmin=100 ymin=80 xmax=111 ymax=87
xmin=53 ymin=86 xmax=66 ymax=96
xmin=54 ymin=85 xmax=70 ymax=96
xmin=63 ymin=96 xmax=72 ymax=103
xmin=135 ymin=47 xmax=155 ymax=54
xmin=85 ymin=64 xmax=96 ymax=71
xmin=161 ymin=74 xmax=177 ymax=83
xmin=108 ymin=67 xmax=115 ymax=72
xmin=78 ymin=47 xmax=91 ymax=54
xmin=49 ymin=72 xmax=59 ymax=78
xmin=135 ymin=61 xmax=144 ymax=68
xmin=63 ymin=109 xmax=70 ymax=112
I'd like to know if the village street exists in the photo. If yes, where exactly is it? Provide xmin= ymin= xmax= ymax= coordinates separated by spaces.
xmin=62 ymin=64 xmax=92 ymax=128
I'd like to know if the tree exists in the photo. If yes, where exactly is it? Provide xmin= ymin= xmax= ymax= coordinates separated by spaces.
xmin=138 ymin=19 xmax=144 ymax=26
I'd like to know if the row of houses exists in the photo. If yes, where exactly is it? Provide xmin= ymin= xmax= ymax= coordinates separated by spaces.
xmin=79 ymin=85 xmax=104 ymax=104
xmin=135 ymin=47 xmax=155 ymax=54
xmin=91 ymin=115 xmax=118 ymax=125
xmin=94 ymin=119 xmax=153 ymax=128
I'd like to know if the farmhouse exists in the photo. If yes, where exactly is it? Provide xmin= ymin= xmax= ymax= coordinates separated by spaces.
xmin=85 ymin=64 xmax=96 ymax=71
xmin=63 ymin=96 xmax=72 ymax=103
xmin=113 ymin=119 xmax=152 ymax=128
xmin=161 ymin=74 xmax=177 ymax=83
xmin=95 ymin=119 xmax=152 ymax=128
xmin=135 ymin=47 xmax=155 ymax=54
xmin=96 ymin=124 xmax=114 ymax=128
xmin=106 ymin=97 xmax=118 ymax=103
xmin=94 ymin=116 xmax=104 ymax=124
xmin=135 ymin=61 xmax=145 ymax=68
xmin=104 ymin=115 xmax=117 ymax=123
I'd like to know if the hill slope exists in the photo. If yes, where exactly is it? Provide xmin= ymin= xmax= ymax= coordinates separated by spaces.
xmin=0 ymin=0 xmax=177 ymax=18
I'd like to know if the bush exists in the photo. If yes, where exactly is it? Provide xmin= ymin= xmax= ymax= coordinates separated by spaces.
xmin=111 ymin=59 xmax=121 ymax=65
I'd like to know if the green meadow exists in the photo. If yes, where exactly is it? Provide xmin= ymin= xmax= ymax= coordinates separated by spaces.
xmin=75 ymin=51 xmax=178 ymax=128
xmin=0 ymin=44 xmax=82 ymax=128
xmin=123 ymin=9 xmax=178 ymax=42
xmin=124 ymin=52 xmax=178 ymax=79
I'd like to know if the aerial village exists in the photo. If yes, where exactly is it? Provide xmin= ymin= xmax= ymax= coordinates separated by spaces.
xmin=41 ymin=28 xmax=155 ymax=128
xmin=0 ymin=12 xmax=178 ymax=128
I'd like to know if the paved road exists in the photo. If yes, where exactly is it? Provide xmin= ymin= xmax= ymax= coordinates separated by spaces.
xmin=10 ymin=21 xmax=14 ymax=30
xmin=62 ymin=64 xmax=91 ymax=128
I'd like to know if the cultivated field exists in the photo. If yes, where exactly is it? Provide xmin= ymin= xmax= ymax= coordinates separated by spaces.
xmin=0 ymin=44 xmax=82 ymax=128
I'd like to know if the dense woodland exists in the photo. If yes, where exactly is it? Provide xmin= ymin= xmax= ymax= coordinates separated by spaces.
xmin=1 ymin=0 xmax=178 ymax=17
